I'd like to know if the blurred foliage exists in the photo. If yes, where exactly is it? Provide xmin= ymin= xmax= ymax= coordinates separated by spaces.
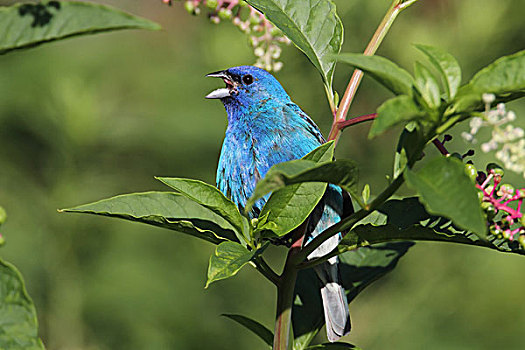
xmin=0 ymin=0 xmax=524 ymax=349
xmin=0 ymin=258 xmax=44 ymax=350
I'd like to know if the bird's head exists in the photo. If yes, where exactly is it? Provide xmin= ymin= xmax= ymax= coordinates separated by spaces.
xmin=205 ymin=66 xmax=289 ymax=106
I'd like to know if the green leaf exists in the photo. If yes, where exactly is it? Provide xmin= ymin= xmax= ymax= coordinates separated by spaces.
xmin=306 ymin=343 xmax=362 ymax=349
xmin=293 ymin=268 xmax=322 ymax=350
xmin=246 ymin=0 xmax=343 ymax=91
xmin=361 ymin=184 xmax=370 ymax=204
xmin=466 ymin=49 xmax=525 ymax=94
xmin=257 ymin=183 xmax=327 ymax=238
xmin=206 ymin=242 xmax=267 ymax=287
xmin=156 ymin=177 xmax=248 ymax=244
xmin=248 ymin=142 xmax=337 ymax=209
xmin=250 ymin=158 xmax=358 ymax=237
xmin=336 ymin=53 xmax=414 ymax=96
xmin=293 ymin=242 xmax=412 ymax=349
xmin=369 ymin=95 xmax=425 ymax=138
xmin=60 ymin=192 xmax=239 ymax=244
xmin=404 ymin=157 xmax=486 ymax=235
xmin=393 ymin=126 xmax=423 ymax=179
xmin=249 ymin=142 xmax=337 ymax=237
xmin=452 ymin=50 xmax=525 ymax=112
xmin=223 ymin=314 xmax=273 ymax=347
xmin=249 ymin=159 xmax=359 ymax=207
xmin=414 ymin=44 xmax=461 ymax=99
xmin=0 ymin=259 xmax=45 ymax=350
xmin=0 ymin=1 xmax=160 ymax=55
xmin=340 ymin=197 xmax=524 ymax=256
xmin=414 ymin=61 xmax=441 ymax=109
xmin=339 ymin=242 xmax=414 ymax=299
xmin=302 ymin=141 xmax=336 ymax=163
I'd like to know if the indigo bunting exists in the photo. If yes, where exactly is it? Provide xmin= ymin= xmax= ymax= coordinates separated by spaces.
xmin=207 ymin=66 xmax=351 ymax=342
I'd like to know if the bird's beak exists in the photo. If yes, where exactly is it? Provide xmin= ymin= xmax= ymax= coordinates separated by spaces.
xmin=205 ymin=70 xmax=237 ymax=99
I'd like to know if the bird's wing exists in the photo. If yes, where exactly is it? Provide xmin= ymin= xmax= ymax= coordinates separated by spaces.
xmin=285 ymin=103 xmax=326 ymax=145
xmin=249 ymin=103 xmax=326 ymax=182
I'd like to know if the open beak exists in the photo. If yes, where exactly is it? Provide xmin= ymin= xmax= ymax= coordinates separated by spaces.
xmin=205 ymin=70 xmax=237 ymax=99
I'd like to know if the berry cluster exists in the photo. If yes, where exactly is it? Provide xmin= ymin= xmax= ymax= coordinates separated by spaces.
xmin=473 ymin=164 xmax=525 ymax=248
xmin=437 ymin=135 xmax=524 ymax=249
xmin=163 ymin=0 xmax=290 ymax=71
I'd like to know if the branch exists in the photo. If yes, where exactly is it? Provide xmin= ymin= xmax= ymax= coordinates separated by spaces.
xmin=432 ymin=138 xmax=450 ymax=156
xmin=252 ymin=256 xmax=281 ymax=287
xmin=328 ymin=0 xmax=419 ymax=142
xmin=336 ymin=113 xmax=377 ymax=131
xmin=273 ymin=222 xmax=307 ymax=350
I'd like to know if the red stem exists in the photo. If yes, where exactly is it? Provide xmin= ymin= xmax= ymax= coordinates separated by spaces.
xmin=491 ymin=178 xmax=500 ymax=197
xmin=432 ymin=139 xmax=450 ymax=156
xmin=336 ymin=113 xmax=377 ymax=131
xmin=481 ymin=174 xmax=493 ymax=189
xmin=476 ymin=184 xmax=523 ymax=219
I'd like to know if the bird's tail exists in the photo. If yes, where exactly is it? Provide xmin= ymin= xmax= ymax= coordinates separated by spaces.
xmin=315 ymin=259 xmax=351 ymax=342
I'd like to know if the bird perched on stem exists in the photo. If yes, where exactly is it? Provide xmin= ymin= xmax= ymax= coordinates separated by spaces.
xmin=206 ymin=66 xmax=351 ymax=342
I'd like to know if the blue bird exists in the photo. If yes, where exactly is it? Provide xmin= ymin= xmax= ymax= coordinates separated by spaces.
xmin=206 ymin=66 xmax=351 ymax=342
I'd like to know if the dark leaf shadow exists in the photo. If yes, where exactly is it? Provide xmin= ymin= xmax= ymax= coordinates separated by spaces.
xmin=293 ymin=242 xmax=414 ymax=344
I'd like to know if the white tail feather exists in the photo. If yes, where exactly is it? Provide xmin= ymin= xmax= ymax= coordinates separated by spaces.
xmin=315 ymin=260 xmax=351 ymax=342
xmin=320 ymin=281 xmax=351 ymax=342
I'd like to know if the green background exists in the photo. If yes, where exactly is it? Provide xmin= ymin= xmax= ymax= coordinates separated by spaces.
xmin=0 ymin=0 xmax=524 ymax=349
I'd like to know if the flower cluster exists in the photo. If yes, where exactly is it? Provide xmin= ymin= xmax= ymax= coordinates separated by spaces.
xmin=163 ymin=0 xmax=290 ymax=71
xmin=462 ymin=93 xmax=525 ymax=177
xmin=474 ymin=164 xmax=525 ymax=248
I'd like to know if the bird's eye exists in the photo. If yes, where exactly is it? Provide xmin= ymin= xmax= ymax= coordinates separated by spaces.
xmin=242 ymin=74 xmax=254 ymax=85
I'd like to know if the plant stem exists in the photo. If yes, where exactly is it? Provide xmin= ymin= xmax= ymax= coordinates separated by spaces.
xmin=325 ymin=84 xmax=337 ymax=117
xmin=435 ymin=113 xmax=466 ymax=135
xmin=477 ymin=184 xmax=523 ymax=219
xmin=253 ymin=256 xmax=281 ymax=287
xmin=273 ymin=234 xmax=304 ymax=350
xmin=432 ymin=138 xmax=450 ymax=156
xmin=336 ymin=113 xmax=377 ymax=131
xmin=273 ymin=257 xmax=298 ymax=350
xmin=328 ymin=0 xmax=419 ymax=142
